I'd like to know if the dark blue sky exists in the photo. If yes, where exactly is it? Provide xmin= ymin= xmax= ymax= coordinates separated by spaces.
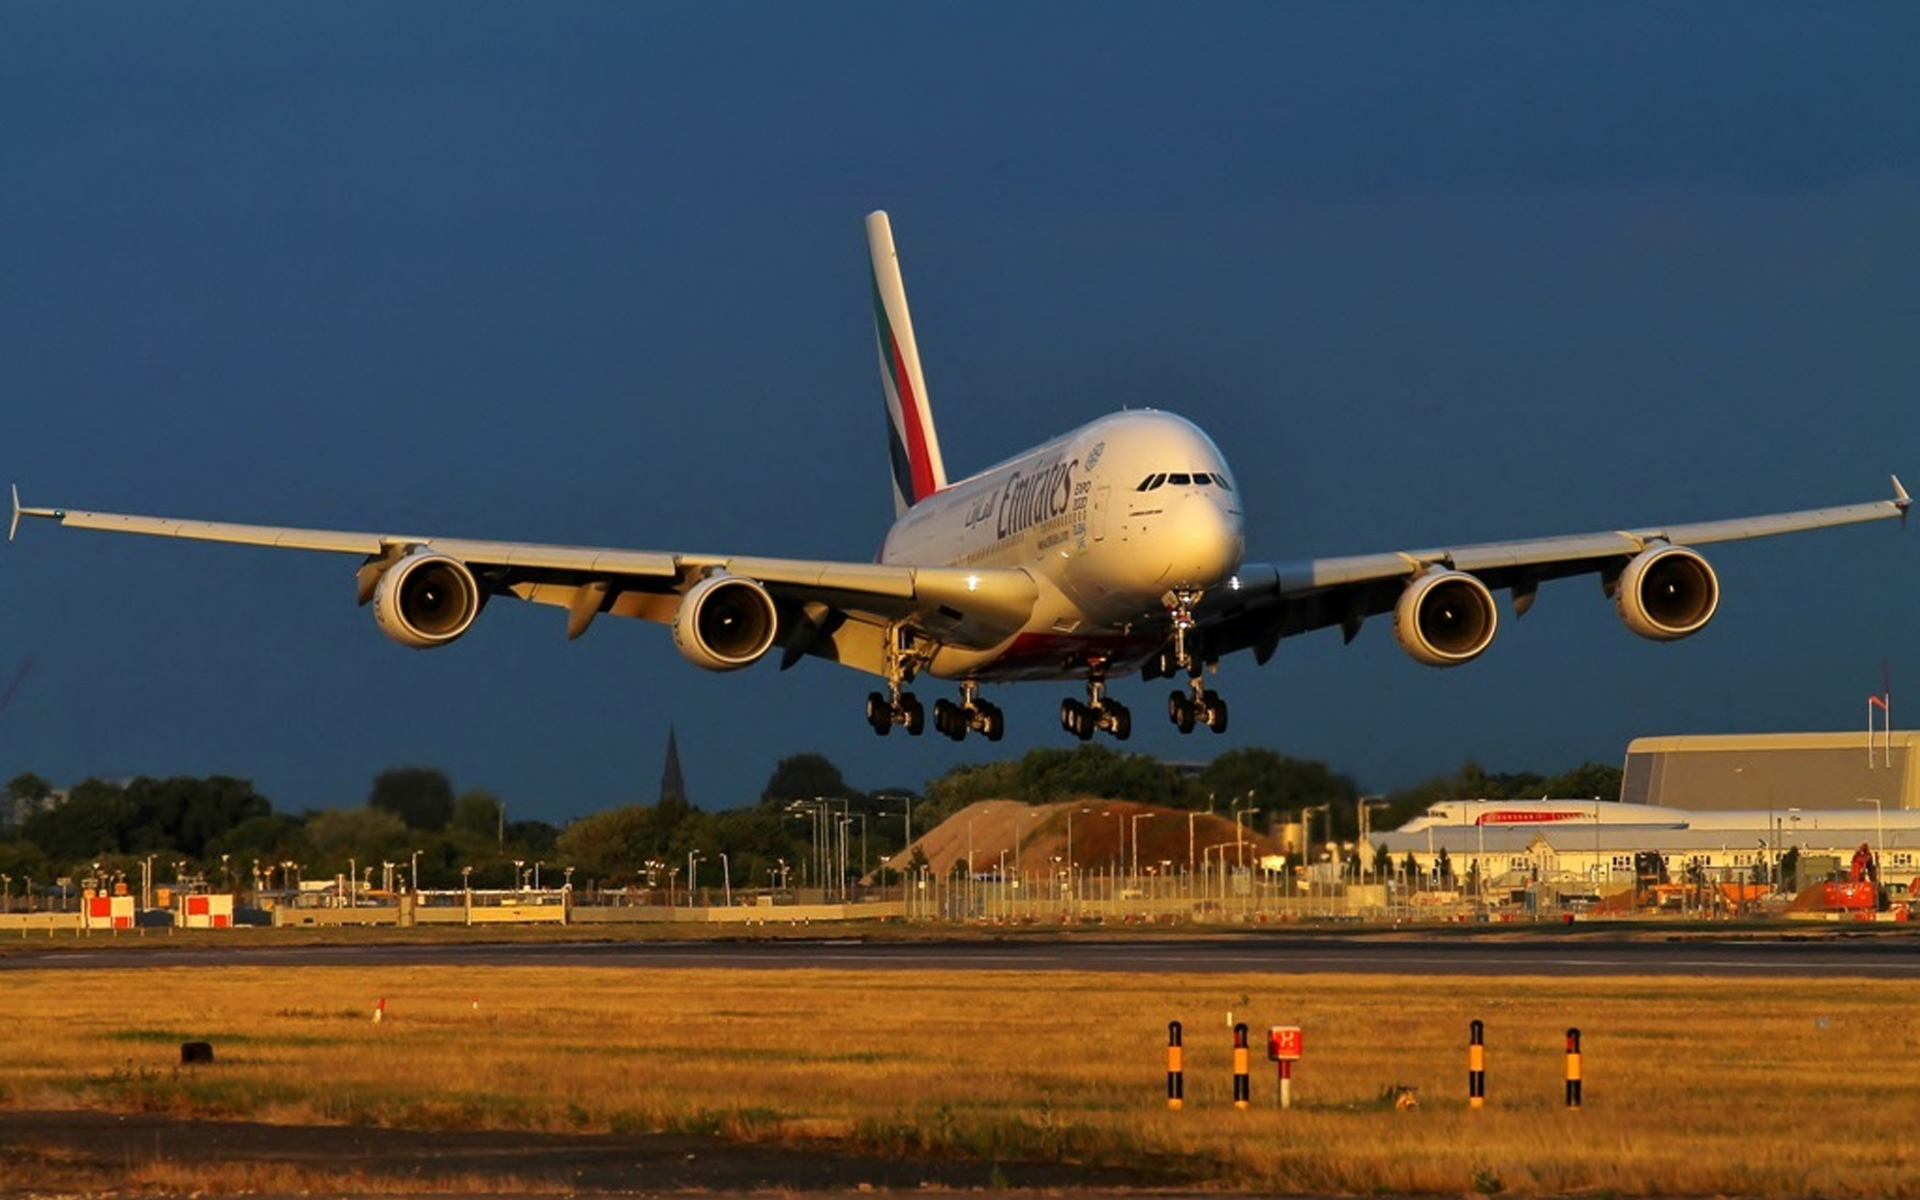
xmin=4 ymin=4 xmax=1917 ymax=821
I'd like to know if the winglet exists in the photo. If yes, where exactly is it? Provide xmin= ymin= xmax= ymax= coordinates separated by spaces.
xmin=1895 ymin=475 xmax=1910 ymax=528
xmin=8 ymin=485 xmax=19 ymax=543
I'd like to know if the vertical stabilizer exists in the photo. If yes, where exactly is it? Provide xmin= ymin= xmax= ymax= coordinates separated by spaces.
xmin=868 ymin=211 xmax=949 ymax=515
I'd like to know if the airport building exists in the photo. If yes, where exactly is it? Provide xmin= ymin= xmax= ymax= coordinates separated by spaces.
xmin=1366 ymin=730 xmax=1920 ymax=907
xmin=1372 ymin=797 xmax=1920 ymax=898
xmin=1621 ymin=731 xmax=1920 ymax=812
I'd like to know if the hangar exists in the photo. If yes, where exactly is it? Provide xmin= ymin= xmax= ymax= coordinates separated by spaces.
xmin=1622 ymin=731 xmax=1920 ymax=812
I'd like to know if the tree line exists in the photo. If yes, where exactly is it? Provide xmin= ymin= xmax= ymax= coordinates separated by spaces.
xmin=0 ymin=748 xmax=1621 ymax=896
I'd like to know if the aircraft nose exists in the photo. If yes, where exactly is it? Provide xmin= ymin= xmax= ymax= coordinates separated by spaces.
xmin=1168 ymin=493 xmax=1243 ymax=588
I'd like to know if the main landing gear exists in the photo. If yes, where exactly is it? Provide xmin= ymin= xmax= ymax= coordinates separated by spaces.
xmin=934 ymin=682 xmax=1005 ymax=742
xmin=865 ymin=622 xmax=1002 ymax=740
xmin=1167 ymin=681 xmax=1228 ymax=734
xmin=1059 ymin=674 xmax=1131 ymax=742
xmin=866 ymin=686 xmax=1004 ymax=741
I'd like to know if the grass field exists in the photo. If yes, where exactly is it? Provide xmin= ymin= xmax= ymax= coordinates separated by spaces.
xmin=3 ymin=961 xmax=1916 ymax=1195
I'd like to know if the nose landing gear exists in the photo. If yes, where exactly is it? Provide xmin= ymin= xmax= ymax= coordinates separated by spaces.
xmin=1158 ymin=589 xmax=1228 ymax=735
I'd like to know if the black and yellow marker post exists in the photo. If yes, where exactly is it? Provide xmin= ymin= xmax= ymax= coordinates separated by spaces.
xmin=1231 ymin=1022 xmax=1251 ymax=1110
xmin=1468 ymin=1019 xmax=1486 ymax=1109
xmin=1564 ymin=1027 xmax=1583 ymax=1110
xmin=1166 ymin=1021 xmax=1184 ymax=1111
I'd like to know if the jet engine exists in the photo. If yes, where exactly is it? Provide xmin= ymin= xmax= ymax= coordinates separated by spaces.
xmin=1394 ymin=569 xmax=1499 ymax=667
xmin=672 ymin=574 xmax=779 ymax=671
xmin=1614 ymin=544 xmax=1719 ymax=640
xmin=372 ymin=550 xmax=483 ymax=648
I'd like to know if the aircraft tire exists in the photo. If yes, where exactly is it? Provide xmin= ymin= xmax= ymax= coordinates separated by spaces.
xmin=1169 ymin=690 xmax=1195 ymax=734
xmin=980 ymin=702 xmax=1005 ymax=741
xmin=900 ymin=693 xmax=925 ymax=736
xmin=1203 ymin=692 xmax=1229 ymax=734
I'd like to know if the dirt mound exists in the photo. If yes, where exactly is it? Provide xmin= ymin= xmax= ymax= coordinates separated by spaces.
xmin=893 ymin=798 xmax=1282 ymax=878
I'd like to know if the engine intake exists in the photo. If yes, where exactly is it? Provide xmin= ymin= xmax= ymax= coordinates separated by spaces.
xmin=372 ymin=550 xmax=482 ymax=648
xmin=1395 ymin=569 xmax=1498 ymax=667
xmin=1615 ymin=544 xmax=1718 ymax=640
xmin=672 ymin=574 xmax=779 ymax=670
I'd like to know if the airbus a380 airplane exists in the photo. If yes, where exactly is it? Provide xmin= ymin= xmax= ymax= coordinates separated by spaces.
xmin=11 ymin=212 xmax=1912 ymax=744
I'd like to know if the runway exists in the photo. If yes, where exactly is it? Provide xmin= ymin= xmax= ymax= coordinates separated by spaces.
xmin=4 ymin=931 xmax=1916 ymax=977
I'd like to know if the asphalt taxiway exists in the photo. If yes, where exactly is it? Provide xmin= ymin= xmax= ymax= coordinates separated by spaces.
xmin=3 ymin=931 xmax=1916 ymax=977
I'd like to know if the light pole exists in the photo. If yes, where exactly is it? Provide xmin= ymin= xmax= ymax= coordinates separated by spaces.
xmin=686 ymin=851 xmax=703 ymax=907
xmin=1131 ymin=813 xmax=1156 ymax=878
xmin=719 ymin=853 xmax=731 ymax=906
xmin=411 ymin=849 xmax=422 ymax=895
xmin=512 ymin=859 xmax=525 ymax=894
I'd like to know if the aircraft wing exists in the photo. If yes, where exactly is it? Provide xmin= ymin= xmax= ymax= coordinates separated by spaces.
xmin=1198 ymin=479 xmax=1910 ymax=661
xmin=8 ymin=490 xmax=1039 ymax=672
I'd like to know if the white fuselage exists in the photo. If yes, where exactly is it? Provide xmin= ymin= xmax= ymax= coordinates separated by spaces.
xmin=878 ymin=410 xmax=1245 ymax=680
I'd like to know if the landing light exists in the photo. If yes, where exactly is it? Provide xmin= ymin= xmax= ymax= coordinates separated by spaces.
xmin=966 ymin=573 xmax=980 ymax=592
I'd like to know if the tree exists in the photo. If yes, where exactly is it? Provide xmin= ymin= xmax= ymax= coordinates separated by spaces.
xmin=762 ymin=753 xmax=860 ymax=806
xmin=7 ymin=772 xmax=52 ymax=804
xmin=555 ymin=806 xmax=655 ymax=880
xmin=20 ymin=778 xmax=127 ymax=867
xmin=1542 ymin=762 xmax=1624 ymax=803
xmin=451 ymin=790 xmax=505 ymax=842
xmin=303 ymin=807 xmax=410 ymax=876
xmin=369 ymin=768 xmax=455 ymax=831
xmin=1194 ymin=748 xmax=1358 ymax=833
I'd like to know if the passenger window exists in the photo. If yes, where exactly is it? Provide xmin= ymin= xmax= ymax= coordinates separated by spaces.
xmin=1168 ymin=473 xmax=1191 ymax=486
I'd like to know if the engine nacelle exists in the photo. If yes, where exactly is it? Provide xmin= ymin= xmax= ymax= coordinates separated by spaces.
xmin=1615 ymin=544 xmax=1718 ymax=641
xmin=1394 ymin=569 xmax=1499 ymax=667
xmin=672 ymin=574 xmax=779 ymax=671
xmin=372 ymin=550 xmax=482 ymax=648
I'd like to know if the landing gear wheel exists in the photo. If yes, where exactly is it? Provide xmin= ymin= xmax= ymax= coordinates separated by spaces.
xmin=1074 ymin=705 xmax=1096 ymax=741
xmin=933 ymin=698 xmax=964 ymax=740
xmin=1168 ymin=690 xmax=1196 ymax=734
xmin=1202 ymin=690 xmax=1229 ymax=734
xmin=979 ymin=702 xmax=1005 ymax=742
xmin=1059 ymin=698 xmax=1095 ymax=740
xmin=1107 ymin=700 xmax=1132 ymax=741
xmin=899 ymin=693 xmax=925 ymax=736
xmin=866 ymin=691 xmax=893 ymax=736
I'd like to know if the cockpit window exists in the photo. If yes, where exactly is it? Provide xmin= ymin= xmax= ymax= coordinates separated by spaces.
xmin=1167 ymin=472 xmax=1191 ymax=486
xmin=1192 ymin=472 xmax=1211 ymax=485
xmin=1212 ymin=474 xmax=1233 ymax=492
xmin=1135 ymin=473 xmax=1168 ymax=491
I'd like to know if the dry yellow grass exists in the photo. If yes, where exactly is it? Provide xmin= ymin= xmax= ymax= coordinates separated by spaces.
xmin=4 ymin=964 xmax=1916 ymax=1195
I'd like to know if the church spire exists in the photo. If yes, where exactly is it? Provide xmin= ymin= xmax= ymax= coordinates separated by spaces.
xmin=659 ymin=726 xmax=689 ymax=810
